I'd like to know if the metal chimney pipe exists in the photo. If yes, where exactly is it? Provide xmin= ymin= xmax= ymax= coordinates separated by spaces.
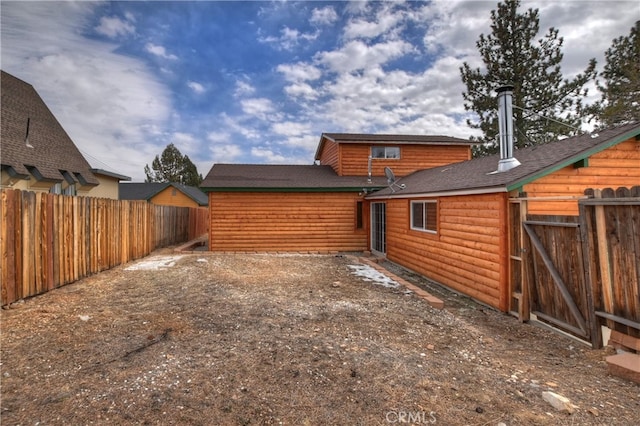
xmin=496 ymin=85 xmax=520 ymax=172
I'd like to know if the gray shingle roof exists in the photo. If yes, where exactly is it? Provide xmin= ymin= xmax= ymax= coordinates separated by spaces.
xmin=367 ymin=122 xmax=640 ymax=198
xmin=201 ymin=164 xmax=388 ymax=191
xmin=1 ymin=70 xmax=99 ymax=186
xmin=119 ymin=182 xmax=208 ymax=206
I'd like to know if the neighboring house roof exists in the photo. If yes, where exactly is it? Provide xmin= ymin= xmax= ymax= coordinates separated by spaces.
xmin=367 ymin=122 xmax=640 ymax=199
xmin=0 ymin=70 xmax=99 ymax=187
xmin=315 ymin=133 xmax=474 ymax=160
xmin=201 ymin=164 xmax=388 ymax=192
xmin=91 ymin=169 xmax=131 ymax=181
xmin=119 ymin=182 xmax=208 ymax=206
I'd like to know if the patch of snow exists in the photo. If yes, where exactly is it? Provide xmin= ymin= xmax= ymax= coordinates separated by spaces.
xmin=347 ymin=264 xmax=399 ymax=288
xmin=124 ymin=255 xmax=185 ymax=271
xmin=196 ymin=258 xmax=208 ymax=263
xmin=78 ymin=315 xmax=90 ymax=321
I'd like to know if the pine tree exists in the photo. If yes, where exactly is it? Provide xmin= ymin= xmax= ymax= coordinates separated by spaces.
xmin=595 ymin=21 xmax=640 ymax=127
xmin=460 ymin=0 xmax=596 ymax=156
xmin=144 ymin=143 xmax=203 ymax=186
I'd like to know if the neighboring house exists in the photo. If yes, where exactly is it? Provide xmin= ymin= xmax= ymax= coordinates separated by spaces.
xmin=366 ymin=122 xmax=640 ymax=312
xmin=89 ymin=169 xmax=132 ymax=200
xmin=201 ymin=134 xmax=473 ymax=252
xmin=1 ymin=70 xmax=99 ymax=194
xmin=120 ymin=182 xmax=208 ymax=208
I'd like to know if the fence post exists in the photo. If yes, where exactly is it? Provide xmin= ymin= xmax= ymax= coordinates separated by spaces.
xmin=579 ymin=189 xmax=602 ymax=348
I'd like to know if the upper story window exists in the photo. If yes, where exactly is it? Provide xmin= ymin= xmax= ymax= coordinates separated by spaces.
xmin=371 ymin=146 xmax=400 ymax=159
xmin=411 ymin=200 xmax=437 ymax=234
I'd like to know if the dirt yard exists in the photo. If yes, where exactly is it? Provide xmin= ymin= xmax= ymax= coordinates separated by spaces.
xmin=1 ymin=250 xmax=638 ymax=425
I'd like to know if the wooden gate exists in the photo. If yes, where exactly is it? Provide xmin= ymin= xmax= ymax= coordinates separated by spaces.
xmin=519 ymin=215 xmax=596 ymax=344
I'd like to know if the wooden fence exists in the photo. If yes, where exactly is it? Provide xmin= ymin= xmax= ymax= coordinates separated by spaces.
xmin=579 ymin=187 xmax=640 ymax=344
xmin=1 ymin=189 xmax=209 ymax=305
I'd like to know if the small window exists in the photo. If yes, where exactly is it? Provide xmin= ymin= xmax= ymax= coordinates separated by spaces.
xmin=172 ymin=188 xmax=177 ymax=196
xmin=371 ymin=146 xmax=400 ymax=159
xmin=410 ymin=201 xmax=437 ymax=233
xmin=355 ymin=201 xmax=363 ymax=229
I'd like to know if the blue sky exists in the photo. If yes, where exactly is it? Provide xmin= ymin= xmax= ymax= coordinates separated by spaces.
xmin=1 ymin=1 xmax=636 ymax=182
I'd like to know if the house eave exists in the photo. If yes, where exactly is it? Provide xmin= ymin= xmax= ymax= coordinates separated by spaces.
xmin=506 ymin=127 xmax=640 ymax=192
xmin=366 ymin=186 xmax=508 ymax=200
xmin=202 ymin=186 xmax=385 ymax=193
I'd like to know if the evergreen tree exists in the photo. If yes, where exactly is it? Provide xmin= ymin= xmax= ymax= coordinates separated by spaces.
xmin=460 ymin=0 xmax=596 ymax=156
xmin=594 ymin=21 xmax=640 ymax=127
xmin=144 ymin=143 xmax=203 ymax=186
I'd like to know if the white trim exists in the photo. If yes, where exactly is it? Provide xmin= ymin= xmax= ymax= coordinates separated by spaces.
xmin=366 ymin=186 xmax=507 ymax=200
xmin=410 ymin=200 xmax=437 ymax=233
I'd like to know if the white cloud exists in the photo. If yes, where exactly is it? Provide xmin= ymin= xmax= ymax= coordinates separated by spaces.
xmin=277 ymin=62 xmax=322 ymax=82
xmin=95 ymin=15 xmax=136 ymax=39
xmin=187 ymin=81 xmax=205 ymax=94
xmin=284 ymin=82 xmax=319 ymax=100
xmin=241 ymin=98 xmax=276 ymax=120
xmin=171 ymin=132 xmax=199 ymax=155
xmin=220 ymin=113 xmax=261 ymax=140
xmin=145 ymin=43 xmax=178 ymax=60
xmin=310 ymin=6 xmax=338 ymax=26
xmin=234 ymin=80 xmax=256 ymax=97
xmin=271 ymin=121 xmax=312 ymax=137
xmin=1 ymin=2 xmax=173 ymax=182
xmin=259 ymin=26 xmax=318 ymax=51
xmin=210 ymin=141 xmax=243 ymax=164
xmin=343 ymin=3 xmax=406 ymax=40
xmin=316 ymin=39 xmax=415 ymax=74
xmin=250 ymin=147 xmax=287 ymax=163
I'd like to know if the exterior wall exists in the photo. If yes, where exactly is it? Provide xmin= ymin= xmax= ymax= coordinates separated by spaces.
xmin=384 ymin=192 xmax=509 ymax=310
xmin=86 ymin=176 xmax=120 ymax=200
xmin=523 ymin=138 xmax=640 ymax=215
xmin=318 ymin=139 xmax=340 ymax=174
xmin=0 ymin=172 xmax=92 ymax=196
xmin=339 ymin=144 xmax=470 ymax=177
xmin=209 ymin=192 xmax=368 ymax=252
xmin=151 ymin=187 xmax=200 ymax=208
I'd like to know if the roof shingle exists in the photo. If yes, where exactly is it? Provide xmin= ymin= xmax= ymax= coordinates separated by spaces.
xmin=367 ymin=122 xmax=640 ymax=198
xmin=1 ymin=70 xmax=98 ymax=186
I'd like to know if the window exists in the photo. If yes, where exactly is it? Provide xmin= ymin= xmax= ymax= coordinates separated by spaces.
xmin=355 ymin=201 xmax=363 ymax=229
xmin=371 ymin=146 xmax=400 ymax=159
xmin=411 ymin=201 xmax=437 ymax=233
xmin=49 ymin=183 xmax=76 ymax=196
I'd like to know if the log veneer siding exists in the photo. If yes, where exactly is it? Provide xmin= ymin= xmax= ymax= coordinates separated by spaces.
xmin=209 ymin=192 xmax=367 ymax=252
xmin=385 ymin=193 xmax=509 ymax=310
xmin=523 ymin=138 xmax=640 ymax=216
xmin=318 ymin=141 xmax=471 ymax=177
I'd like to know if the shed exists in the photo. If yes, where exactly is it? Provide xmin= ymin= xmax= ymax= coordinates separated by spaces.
xmin=119 ymin=182 xmax=208 ymax=208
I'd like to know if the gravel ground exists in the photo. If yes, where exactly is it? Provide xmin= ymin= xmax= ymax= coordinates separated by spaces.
xmin=1 ymin=250 xmax=638 ymax=425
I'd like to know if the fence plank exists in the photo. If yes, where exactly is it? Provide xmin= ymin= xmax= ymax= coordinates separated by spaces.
xmin=0 ymin=189 xmax=207 ymax=305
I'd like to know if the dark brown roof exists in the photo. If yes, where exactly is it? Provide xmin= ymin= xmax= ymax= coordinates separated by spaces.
xmin=1 ymin=70 xmax=98 ymax=186
xmin=315 ymin=132 xmax=474 ymax=160
xmin=367 ymin=122 xmax=640 ymax=198
xmin=201 ymin=164 xmax=388 ymax=191
xmin=120 ymin=182 xmax=208 ymax=206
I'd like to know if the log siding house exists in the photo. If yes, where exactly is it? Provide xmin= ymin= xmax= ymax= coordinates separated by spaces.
xmin=366 ymin=122 xmax=640 ymax=311
xmin=201 ymin=135 xmax=473 ymax=253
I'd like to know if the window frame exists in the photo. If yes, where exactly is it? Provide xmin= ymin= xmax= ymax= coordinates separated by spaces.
xmin=410 ymin=200 xmax=438 ymax=234
xmin=371 ymin=146 xmax=401 ymax=159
